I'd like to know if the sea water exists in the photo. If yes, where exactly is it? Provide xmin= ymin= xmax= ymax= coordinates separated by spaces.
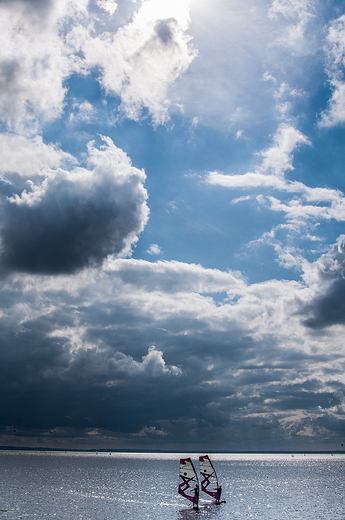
xmin=0 ymin=451 xmax=344 ymax=520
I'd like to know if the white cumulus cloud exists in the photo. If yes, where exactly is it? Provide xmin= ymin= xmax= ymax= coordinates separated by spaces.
xmin=69 ymin=0 xmax=197 ymax=125
xmin=319 ymin=15 xmax=345 ymax=128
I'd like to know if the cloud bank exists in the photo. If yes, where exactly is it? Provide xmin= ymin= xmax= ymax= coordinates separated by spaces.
xmin=0 ymin=254 xmax=344 ymax=450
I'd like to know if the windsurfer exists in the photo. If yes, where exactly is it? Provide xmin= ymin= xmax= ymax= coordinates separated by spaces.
xmin=216 ymin=485 xmax=222 ymax=504
xmin=193 ymin=485 xmax=199 ymax=509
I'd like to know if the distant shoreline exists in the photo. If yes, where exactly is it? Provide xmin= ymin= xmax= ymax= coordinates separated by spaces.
xmin=1 ymin=447 xmax=344 ymax=454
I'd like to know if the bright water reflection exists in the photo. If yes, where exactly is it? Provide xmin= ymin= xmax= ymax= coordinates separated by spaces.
xmin=0 ymin=452 xmax=344 ymax=520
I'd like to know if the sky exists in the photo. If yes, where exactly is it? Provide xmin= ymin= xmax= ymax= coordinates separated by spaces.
xmin=1 ymin=0 xmax=345 ymax=453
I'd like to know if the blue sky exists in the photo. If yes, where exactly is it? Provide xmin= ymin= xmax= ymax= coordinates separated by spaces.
xmin=0 ymin=0 xmax=345 ymax=452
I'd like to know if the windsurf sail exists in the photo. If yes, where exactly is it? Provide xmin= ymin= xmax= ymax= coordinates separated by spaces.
xmin=178 ymin=458 xmax=199 ymax=507
xmin=199 ymin=455 xmax=220 ymax=501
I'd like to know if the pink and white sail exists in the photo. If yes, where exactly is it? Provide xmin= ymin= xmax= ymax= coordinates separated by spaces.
xmin=199 ymin=455 xmax=219 ymax=500
xmin=178 ymin=457 xmax=199 ymax=506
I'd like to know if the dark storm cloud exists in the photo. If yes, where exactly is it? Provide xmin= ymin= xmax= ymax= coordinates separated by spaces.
xmin=0 ymin=282 xmax=340 ymax=451
xmin=1 ymin=182 xmax=122 ymax=274
xmin=316 ymin=414 xmax=345 ymax=433
xmin=0 ymin=138 xmax=148 ymax=275
xmin=303 ymin=278 xmax=345 ymax=329
xmin=0 ymin=324 xmax=183 ymax=434
xmin=301 ymin=236 xmax=345 ymax=329
xmin=0 ymin=255 xmax=344 ymax=450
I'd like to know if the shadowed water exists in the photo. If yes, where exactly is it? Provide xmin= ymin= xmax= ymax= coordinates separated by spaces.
xmin=0 ymin=452 xmax=344 ymax=519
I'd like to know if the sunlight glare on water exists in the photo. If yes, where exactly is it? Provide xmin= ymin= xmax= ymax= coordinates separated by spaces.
xmin=0 ymin=452 xmax=344 ymax=520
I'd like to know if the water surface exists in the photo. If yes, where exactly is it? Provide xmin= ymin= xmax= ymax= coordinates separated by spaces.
xmin=0 ymin=452 xmax=344 ymax=520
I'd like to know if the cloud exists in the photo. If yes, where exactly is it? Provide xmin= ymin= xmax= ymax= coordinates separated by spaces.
xmin=0 ymin=0 xmax=88 ymax=130
xmin=301 ymin=235 xmax=345 ymax=329
xmin=1 ymin=0 xmax=345 ymax=453
xmin=205 ymin=124 xmax=312 ymax=198
xmin=268 ymin=0 xmax=316 ymax=48
xmin=319 ymin=15 xmax=345 ymax=128
xmin=0 ymin=136 xmax=149 ymax=275
xmin=259 ymin=123 xmax=310 ymax=176
xmin=0 ymin=0 xmax=196 ymax=131
xmin=0 ymin=134 xmax=76 ymax=177
xmin=69 ymin=101 xmax=98 ymax=125
xmin=268 ymin=0 xmax=314 ymax=22
xmin=207 ymin=123 xmax=310 ymax=186
xmin=0 ymin=0 xmax=55 ymax=17
xmin=45 ymin=340 xmax=182 ymax=381
xmin=204 ymin=122 xmax=345 ymax=277
xmin=146 ymin=243 xmax=162 ymax=255
xmin=206 ymin=123 xmax=345 ymax=227
xmin=69 ymin=0 xmax=197 ymax=125
xmin=97 ymin=0 xmax=118 ymax=16
xmin=231 ymin=195 xmax=251 ymax=204
xmin=0 ymin=255 xmax=344 ymax=448
xmin=167 ymin=0 xmax=324 ymax=133
xmin=106 ymin=258 xmax=246 ymax=296
xmin=133 ymin=425 xmax=168 ymax=436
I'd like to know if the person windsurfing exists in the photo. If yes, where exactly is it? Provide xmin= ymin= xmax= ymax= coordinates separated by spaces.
xmin=216 ymin=484 xmax=222 ymax=504
xmin=193 ymin=484 xmax=199 ymax=510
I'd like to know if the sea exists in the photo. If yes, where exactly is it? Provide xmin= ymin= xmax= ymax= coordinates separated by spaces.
xmin=0 ymin=451 xmax=344 ymax=520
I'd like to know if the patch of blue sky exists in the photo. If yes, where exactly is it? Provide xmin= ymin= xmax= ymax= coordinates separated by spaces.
xmin=42 ymin=72 xmax=105 ymax=157
xmin=41 ymin=59 xmax=345 ymax=289
xmin=133 ymin=178 xmax=285 ymax=274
